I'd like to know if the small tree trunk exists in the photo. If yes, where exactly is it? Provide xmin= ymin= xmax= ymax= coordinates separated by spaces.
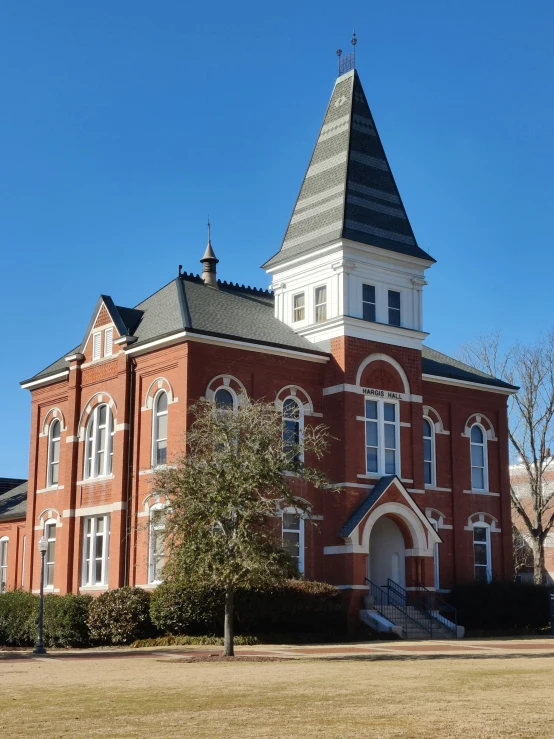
xmin=224 ymin=585 xmax=234 ymax=657
xmin=532 ymin=540 xmax=546 ymax=586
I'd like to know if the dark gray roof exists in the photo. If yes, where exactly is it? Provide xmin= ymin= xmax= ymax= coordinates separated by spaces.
xmin=0 ymin=478 xmax=26 ymax=495
xmin=0 ymin=480 xmax=28 ymax=522
xmin=339 ymin=475 xmax=396 ymax=537
xmin=263 ymin=70 xmax=434 ymax=269
xmin=422 ymin=346 xmax=517 ymax=390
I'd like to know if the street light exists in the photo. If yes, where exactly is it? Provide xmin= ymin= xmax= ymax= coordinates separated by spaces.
xmin=33 ymin=536 xmax=48 ymax=655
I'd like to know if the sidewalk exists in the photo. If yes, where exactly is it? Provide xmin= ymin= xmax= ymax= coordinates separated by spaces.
xmin=3 ymin=637 xmax=554 ymax=663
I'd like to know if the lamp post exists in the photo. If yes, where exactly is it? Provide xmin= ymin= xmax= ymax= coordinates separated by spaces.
xmin=33 ymin=536 xmax=48 ymax=655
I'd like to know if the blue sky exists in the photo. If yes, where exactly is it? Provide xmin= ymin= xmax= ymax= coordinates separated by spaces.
xmin=1 ymin=1 xmax=553 ymax=476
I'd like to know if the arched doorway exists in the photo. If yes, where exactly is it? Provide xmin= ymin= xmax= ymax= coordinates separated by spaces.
xmin=368 ymin=516 xmax=406 ymax=589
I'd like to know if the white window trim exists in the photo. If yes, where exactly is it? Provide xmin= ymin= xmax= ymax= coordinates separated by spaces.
xmin=282 ymin=507 xmax=305 ymax=575
xmin=84 ymin=405 xmax=114 ymax=480
xmin=282 ymin=395 xmax=305 ymax=464
xmin=92 ymin=331 xmax=102 ymax=361
xmin=423 ymin=415 xmax=436 ymax=488
xmin=81 ymin=514 xmax=110 ymax=587
xmin=429 ymin=519 xmax=440 ymax=590
xmin=151 ymin=390 xmax=169 ymax=468
xmin=148 ymin=503 xmax=167 ymax=585
xmin=104 ymin=327 xmax=113 ymax=357
xmin=47 ymin=419 xmax=61 ymax=488
xmin=21 ymin=535 xmax=26 ymax=589
xmin=43 ymin=518 xmax=57 ymax=590
xmin=472 ymin=522 xmax=492 ymax=583
xmin=470 ymin=423 xmax=489 ymax=492
xmin=314 ymin=285 xmax=327 ymax=323
xmin=293 ymin=292 xmax=306 ymax=323
xmin=0 ymin=536 xmax=8 ymax=593
xmin=364 ymin=398 xmax=401 ymax=476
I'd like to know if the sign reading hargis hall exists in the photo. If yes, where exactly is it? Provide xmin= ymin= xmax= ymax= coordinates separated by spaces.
xmin=0 ymin=61 xmax=516 ymax=637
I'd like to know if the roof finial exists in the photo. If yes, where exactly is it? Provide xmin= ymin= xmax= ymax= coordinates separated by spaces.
xmin=351 ymin=30 xmax=357 ymax=68
xmin=200 ymin=218 xmax=219 ymax=288
xmin=337 ymin=35 xmax=356 ymax=77
xmin=336 ymin=48 xmax=342 ymax=76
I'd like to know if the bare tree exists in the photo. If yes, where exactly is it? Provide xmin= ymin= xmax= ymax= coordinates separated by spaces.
xmin=512 ymin=525 xmax=534 ymax=579
xmin=460 ymin=331 xmax=554 ymax=585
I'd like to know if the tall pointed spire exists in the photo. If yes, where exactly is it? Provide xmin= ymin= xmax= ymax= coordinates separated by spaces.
xmin=263 ymin=69 xmax=435 ymax=269
xmin=200 ymin=218 xmax=219 ymax=287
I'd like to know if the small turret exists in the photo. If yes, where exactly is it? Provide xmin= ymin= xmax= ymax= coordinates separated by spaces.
xmin=200 ymin=219 xmax=219 ymax=287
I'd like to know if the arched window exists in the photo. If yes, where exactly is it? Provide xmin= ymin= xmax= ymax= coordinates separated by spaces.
xmin=148 ymin=504 xmax=167 ymax=584
xmin=214 ymin=387 xmax=236 ymax=411
xmin=282 ymin=397 xmax=303 ymax=463
xmin=84 ymin=404 xmax=114 ymax=480
xmin=47 ymin=420 xmax=61 ymax=487
xmin=429 ymin=519 xmax=440 ymax=590
xmin=44 ymin=519 xmax=57 ymax=588
xmin=152 ymin=391 xmax=168 ymax=467
xmin=0 ymin=537 xmax=8 ymax=593
xmin=470 ymin=424 xmax=488 ymax=491
xmin=423 ymin=417 xmax=435 ymax=487
xmin=473 ymin=523 xmax=491 ymax=582
xmin=282 ymin=509 xmax=305 ymax=575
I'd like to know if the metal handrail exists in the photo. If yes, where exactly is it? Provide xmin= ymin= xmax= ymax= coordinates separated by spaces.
xmin=365 ymin=578 xmax=432 ymax=638
xmin=413 ymin=583 xmax=458 ymax=635
xmin=387 ymin=579 xmax=435 ymax=636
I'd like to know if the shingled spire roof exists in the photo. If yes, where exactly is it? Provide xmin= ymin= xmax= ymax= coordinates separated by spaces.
xmin=263 ymin=69 xmax=435 ymax=268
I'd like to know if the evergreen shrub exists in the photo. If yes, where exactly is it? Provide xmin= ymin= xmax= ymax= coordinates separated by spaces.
xmin=87 ymin=587 xmax=153 ymax=644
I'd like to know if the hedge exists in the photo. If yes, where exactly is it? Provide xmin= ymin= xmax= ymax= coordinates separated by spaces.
xmin=447 ymin=582 xmax=551 ymax=632
xmin=88 ymin=587 xmax=153 ymax=645
xmin=150 ymin=579 xmax=346 ymax=636
xmin=0 ymin=591 xmax=92 ymax=648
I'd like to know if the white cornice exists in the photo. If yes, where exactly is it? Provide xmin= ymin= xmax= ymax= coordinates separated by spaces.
xmin=21 ymin=371 xmax=69 ymax=390
xmin=422 ymin=373 xmax=516 ymax=395
xmin=298 ymin=315 xmax=428 ymax=351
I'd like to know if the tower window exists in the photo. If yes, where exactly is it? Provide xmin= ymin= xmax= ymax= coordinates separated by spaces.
xmin=293 ymin=293 xmax=305 ymax=322
xmin=388 ymin=290 xmax=401 ymax=326
xmin=362 ymin=284 xmax=376 ymax=322
xmin=314 ymin=286 xmax=327 ymax=323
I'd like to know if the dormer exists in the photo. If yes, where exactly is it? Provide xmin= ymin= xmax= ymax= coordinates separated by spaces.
xmin=79 ymin=295 xmax=141 ymax=364
xmin=264 ymin=68 xmax=435 ymax=352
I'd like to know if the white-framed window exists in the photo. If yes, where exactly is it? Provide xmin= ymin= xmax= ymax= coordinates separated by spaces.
xmin=148 ymin=504 xmax=167 ymax=584
xmin=21 ymin=535 xmax=26 ymax=589
xmin=473 ymin=524 xmax=491 ymax=582
xmin=430 ymin=519 xmax=440 ymax=590
xmin=470 ymin=424 xmax=488 ymax=491
xmin=84 ymin=404 xmax=114 ymax=480
xmin=423 ymin=417 xmax=435 ymax=487
xmin=152 ymin=391 xmax=168 ymax=467
xmin=388 ymin=290 xmax=401 ymax=326
xmin=364 ymin=398 xmax=400 ymax=475
xmin=92 ymin=331 xmax=102 ymax=360
xmin=44 ymin=519 xmax=57 ymax=588
xmin=104 ymin=327 xmax=113 ymax=357
xmin=282 ymin=509 xmax=305 ymax=575
xmin=293 ymin=293 xmax=305 ymax=322
xmin=82 ymin=515 xmax=110 ymax=586
xmin=0 ymin=537 xmax=8 ymax=593
xmin=282 ymin=397 xmax=304 ymax=464
xmin=214 ymin=387 xmax=237 ymax=413
xmin=362 ymin=284 xmax=376 ymax=322
xmin=314 ymin=286 xmax=327 ymax=323
xmin=47 ymin=419 xmax=61 ymax=487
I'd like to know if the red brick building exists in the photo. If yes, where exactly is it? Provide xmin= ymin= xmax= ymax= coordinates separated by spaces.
xmin=1 ymin=66 xmax=516 ymax=631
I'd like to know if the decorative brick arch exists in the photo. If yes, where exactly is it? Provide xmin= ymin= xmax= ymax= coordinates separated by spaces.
xmin=425 ymin=507 xmax=448 ymax=529
xmin=37 ymin=508 xmax=62 ymax=526
xmin=142 ymin=377 xmax=178 ymax=411
xmin=275 ymin=385 xmax=315 ymax=416
xmin=465 ymin=512 xmax=501 ymax=533
xmin=141 ymin=492 xmax=169 ymax=513
xmin=463 ymin=413 xmax=497 ymax=441
xmin=422 ymin=405 xmax=448 ymax=434
xmin=78 ymin=392 xmax=118 ymax=439
xmin=40 ymin=408 xmax=66 ymax=437
xmin=355 ymin=353 xmax=411 ymax=396
xmin=205 ymin=375 xmax=248 ymax=406
xmin=360 ymin=502 xmax=430 ymax=553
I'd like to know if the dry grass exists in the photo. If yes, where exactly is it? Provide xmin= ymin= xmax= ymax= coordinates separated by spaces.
xmin=1 ymin=653 xmax=553 ymax=738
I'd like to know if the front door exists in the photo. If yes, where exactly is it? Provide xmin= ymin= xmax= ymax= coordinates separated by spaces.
xmin=369 ymin=515 xmax=406 ymax=588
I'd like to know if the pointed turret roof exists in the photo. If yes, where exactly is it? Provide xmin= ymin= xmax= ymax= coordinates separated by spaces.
xmin=263 ymin=69 xmax=434 ymax=268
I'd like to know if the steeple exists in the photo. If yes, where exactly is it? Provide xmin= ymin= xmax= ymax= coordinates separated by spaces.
xmin=263 ymin=68 xmax=435 ymax=269
xmin=200 ymin=219 xmax=219 ymax=287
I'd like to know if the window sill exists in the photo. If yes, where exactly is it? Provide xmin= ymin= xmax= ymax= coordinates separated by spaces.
xmin=357 ymin=473 xmax=381 ymax=480
xmin=425 ymin=485 xmax=452 ymax=492
xmin=463 ymin=490 xmax=500 ymax=497
xmin=78 ymin=475 xmax=115 ymax=486
xmin=137 ymin=582 xmax=161 ymax=589
xmin=79 ymin=585 xmax=109 ymax=592
xmin=36 ymin=484 xmax=65 ymax=494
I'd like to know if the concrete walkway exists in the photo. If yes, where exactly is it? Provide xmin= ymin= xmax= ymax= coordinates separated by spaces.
xmin=2 ymin=637 xmax=554 ymax=663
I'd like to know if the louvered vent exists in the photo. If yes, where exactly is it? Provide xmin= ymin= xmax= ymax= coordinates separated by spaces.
xmin=92 ymin=332 xmax=102 ymax=360
xmin=104 ymin=327 xmax=113 ymax=357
